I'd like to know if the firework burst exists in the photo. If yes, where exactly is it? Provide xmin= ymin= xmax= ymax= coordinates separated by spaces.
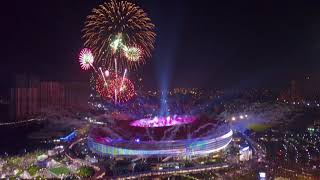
xmin=124 ymin=46 xmax=143 ymax=62
xmin=82 ymin=0 xmax=156 ymax=71
xmin=79 ymin=48 xmax=94 ymax=70
xmin=96 ymin=72 xmax=135 ymax=103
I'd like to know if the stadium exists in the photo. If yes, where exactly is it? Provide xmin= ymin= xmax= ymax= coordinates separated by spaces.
xmin=87 ymin=115 xmax=233 ymax=157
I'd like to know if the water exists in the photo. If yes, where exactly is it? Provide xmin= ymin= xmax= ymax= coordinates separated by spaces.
xmin=0 ymin=123 xmax=54 ymax=156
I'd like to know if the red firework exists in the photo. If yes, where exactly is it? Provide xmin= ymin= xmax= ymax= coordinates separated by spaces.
xmin=96 ymin=73 xmax=135 ymax=103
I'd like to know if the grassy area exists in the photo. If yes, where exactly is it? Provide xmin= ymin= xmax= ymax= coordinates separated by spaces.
xmin=27 ymin=165 xmax=40 ymax=176
xmin=5 ymin=150 xmax=45 ymax=169
xmin=7 ymin=157 xmax=23 ymax=168
xmin=249 ymin=123 xmax=271 ymax=132
xmin=49 ymin=166 xmax=70 ymax=176
xmin=77 ymin=166 xmax=94 ymax=178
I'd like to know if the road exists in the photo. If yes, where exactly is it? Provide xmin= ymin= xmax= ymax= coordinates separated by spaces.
xmin=66 ymin=137 xmax=106 ymax=179
xmin=240 ymin=132 xmax=266 ymax=162
xmin=112 ymin=163 xmax=230 ymax=180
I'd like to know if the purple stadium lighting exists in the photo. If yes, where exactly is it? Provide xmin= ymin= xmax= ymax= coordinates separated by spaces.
xmin=130 ymin=115 xmax=196 ymax=128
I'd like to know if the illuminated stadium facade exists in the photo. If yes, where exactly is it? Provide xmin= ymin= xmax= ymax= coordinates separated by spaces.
xmin=88 ymin=115 xmax=233 ymax=157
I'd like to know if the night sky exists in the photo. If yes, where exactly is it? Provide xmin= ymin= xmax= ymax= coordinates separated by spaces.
xmin=2 ymin=0 xmax=320 ymax=89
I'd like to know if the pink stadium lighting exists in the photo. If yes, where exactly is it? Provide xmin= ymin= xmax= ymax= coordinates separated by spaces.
xmin=130 ymin=115 xmax=196 ymax=128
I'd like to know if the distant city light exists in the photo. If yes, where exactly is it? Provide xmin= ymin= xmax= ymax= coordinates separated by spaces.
xmin=240 ymin=115 xmax=244 ymax=119
xmin=259 ymin=172 xmax=266 ymax=179
xmin=231 ymin=117 xmax=236 ymax=121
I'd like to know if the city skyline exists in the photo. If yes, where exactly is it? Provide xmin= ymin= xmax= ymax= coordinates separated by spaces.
xmin=1 ymin=1 xmax=320 ymax=179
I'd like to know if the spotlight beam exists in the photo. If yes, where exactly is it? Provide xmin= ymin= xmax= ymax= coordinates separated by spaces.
xmin=99 ymin=67 xmax=108 ymax=87
xmin=115 ymin=89 xmax=118 ymax=104
xmin=115 ymin=58 xmax=118 ymax=78
xmin=120 ymin=69 xmax=127 ymax=92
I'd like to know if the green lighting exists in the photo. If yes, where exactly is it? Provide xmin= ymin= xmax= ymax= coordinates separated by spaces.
xmin=307 ymin=127 xmax=315 ymax=133
xmin=109 ymin=32 xmax=142 ymax=62
xmin=110 ymin=37 xmax=123 ymax=52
